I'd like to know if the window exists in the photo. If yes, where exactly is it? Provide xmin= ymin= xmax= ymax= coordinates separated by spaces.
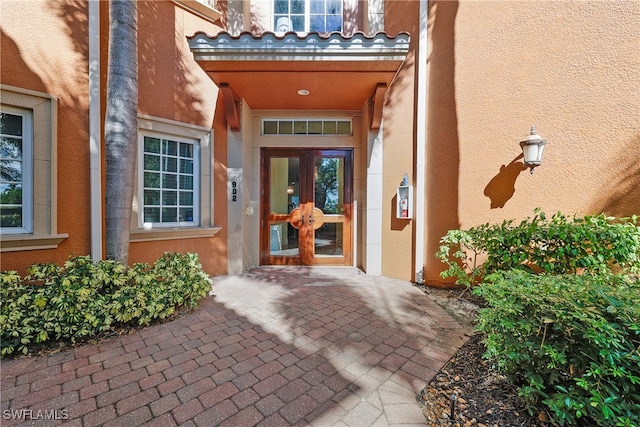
xmin=274 ymin=0 xmax=342 ymax=33
xmin=132 ymin=115 xmax=217 ymax=242
xmin=172 ymin=0 xmax=222 ymax=23
xmin=141 ymin=134 xmax=200 ymax=227
xmin=0 ymin=107 xmax=33 ymax=233
xmin=0 ymin=85 xmax=66 ymax=252
xmin=262 ymin=119 xmax=352 ymax=136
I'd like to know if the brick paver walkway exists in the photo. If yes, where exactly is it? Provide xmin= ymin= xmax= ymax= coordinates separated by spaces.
xmin=1 ymin=266 xmax=471 ymax=426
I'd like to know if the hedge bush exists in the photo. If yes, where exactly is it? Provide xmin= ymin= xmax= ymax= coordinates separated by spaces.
xmin=437 ymin=211 xmax=640 ymax=287
xmin=0 ymin=253 xmax=212 ymax=357
xmin=436 ymin=211 xmax=640 ymax=426
xmin=474 ymin=271 xmax=640 ymax=426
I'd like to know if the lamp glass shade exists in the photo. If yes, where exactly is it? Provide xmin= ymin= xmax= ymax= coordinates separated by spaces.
xmin=520 ymin=126 xmax=546 ymax=167
xmin=523 ymin=144 xmax=542 ymax=165
xmin=537 ymin=144 xmax=545 ymax=163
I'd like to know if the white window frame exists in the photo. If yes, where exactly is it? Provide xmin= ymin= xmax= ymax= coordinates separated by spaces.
xmin=272 ymin=0 xmax=343 ymax=33
xmin=138 ymin=131 xmax=201 ymax=228
xmin=0 ymin=106 xmax=33 ymax=234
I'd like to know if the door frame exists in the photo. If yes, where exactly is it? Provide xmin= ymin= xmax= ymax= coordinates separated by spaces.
xmin=260 ymin=147 xmax=353 ymax=266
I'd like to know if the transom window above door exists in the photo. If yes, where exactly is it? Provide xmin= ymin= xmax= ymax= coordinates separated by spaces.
xmin=274 ymin=0 xmax=342 ymax=33
xmin=262 ymin=119 xmax=352 ymax=136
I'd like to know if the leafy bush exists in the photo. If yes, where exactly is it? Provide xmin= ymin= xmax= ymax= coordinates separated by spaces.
xmin=0 ymin=253 xmax=212 ymax=357
xmin=436 ymin=210 xmax=640 ymax=425
xmin=437 ymin=211 xmax=640 ymax=286
xmin=474 ymin=271 xmax=640 ymax=426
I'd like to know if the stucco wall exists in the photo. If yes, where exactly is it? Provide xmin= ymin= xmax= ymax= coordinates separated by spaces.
xmin=128 ymin=1 xmax=228 ymax=276
xmin=6 ymin=0 xmax=635 ymax=281
xmin=1 ymin=0 xmax=91 ymax=273
xmin=421 ymin=0 xmax=640 ymax=283
xmin=1 ymin=1 xmax=229 ymax=276
xmin=379 ymin=0 xmax=420 ymax=281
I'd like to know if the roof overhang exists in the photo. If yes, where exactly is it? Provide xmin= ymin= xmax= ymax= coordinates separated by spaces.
xmin=188 ymin=31 xmax=410 ymax=130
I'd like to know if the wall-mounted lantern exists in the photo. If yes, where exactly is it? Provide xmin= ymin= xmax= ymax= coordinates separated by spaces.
xmin=520 ymin=125 xmax=546 ymax=174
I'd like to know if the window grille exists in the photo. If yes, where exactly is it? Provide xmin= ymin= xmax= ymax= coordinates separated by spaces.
xmin=263 ymin=119 xmax=351 ymax=136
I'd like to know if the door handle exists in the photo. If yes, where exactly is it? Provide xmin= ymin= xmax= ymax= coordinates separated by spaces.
xmin=308 ymin=214 xmax=315 ymax=224
xmin=301 ymin=214 xmax=305 ymax=225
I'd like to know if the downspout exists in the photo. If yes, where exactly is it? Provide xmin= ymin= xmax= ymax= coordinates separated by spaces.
xmin=89 ymin=0 xmax=102 ymax=261
xmin=415 ymin=0 xmax=428 ymax=282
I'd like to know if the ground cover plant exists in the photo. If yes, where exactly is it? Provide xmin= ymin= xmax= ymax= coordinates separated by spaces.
xmin=0 ymin=252 xmax=212 ymax=358
xmin=434 ymin=211 xmax=640 ymax=426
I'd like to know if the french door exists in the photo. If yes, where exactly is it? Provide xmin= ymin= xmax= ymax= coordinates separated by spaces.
xmin=261 ymin=148 xmax=353 ymax=266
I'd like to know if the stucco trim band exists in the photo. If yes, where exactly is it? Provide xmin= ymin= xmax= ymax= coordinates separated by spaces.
xmin=0 ymin=234 xmax=69 ymax=253
xmin=129 ymin=227 xmax=222 ymax=243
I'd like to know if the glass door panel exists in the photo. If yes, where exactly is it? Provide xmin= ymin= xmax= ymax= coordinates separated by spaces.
xmin=261 ymin=148 xmax=352 ymax=266
xmin=268 ymin=157 xmax=300 ymax=258
xmin=314 ymin=157 xmax=344 ymax=214
xmin=315 ymin=222 xmax=343 ymax=256
xmin=312 ymin=155 xmax=345 ymax=258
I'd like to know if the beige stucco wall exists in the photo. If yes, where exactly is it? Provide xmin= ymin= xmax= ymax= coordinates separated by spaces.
xmin=379 ymin=0 xmax=420 ymax=281
xmin=421 ymin=0 xmax=640 ymax=283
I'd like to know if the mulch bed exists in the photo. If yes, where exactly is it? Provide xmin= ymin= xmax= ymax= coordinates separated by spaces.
xmin=416 ymin=285 xmax=552 ymax=427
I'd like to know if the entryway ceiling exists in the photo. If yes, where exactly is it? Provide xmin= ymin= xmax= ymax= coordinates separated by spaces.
xmin=188 ymin=31 xmax=410 ymax=111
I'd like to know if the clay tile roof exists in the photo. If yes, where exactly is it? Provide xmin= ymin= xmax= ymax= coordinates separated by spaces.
xmin=188 ymin=31 xmax=410 ymax=62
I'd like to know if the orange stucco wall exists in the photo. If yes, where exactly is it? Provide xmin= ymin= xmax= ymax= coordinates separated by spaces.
xmin=379 ymin=0 xmax=419 ymax=281
xmin=1 ymin=0 xmax=92 ymax=273
xmin=1 ymin=1 xmax=229 ymax=276
xmin=420 ymin=0 xmax=640 ymax=284
xmin=3 ymin=0 xmax=637 ymax=282
xmin=122 ymin=1 xmax=229 ymax=276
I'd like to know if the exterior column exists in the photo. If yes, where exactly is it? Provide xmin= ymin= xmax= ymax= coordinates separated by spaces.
xmin=414 ymin=0 xmax=429 ymax=282
xmin=227 ymin=102 xmax=254 ymax=274
xmin=365 ymin=122 xmax=383 ymax=275
xmin=89 ymin=0 xmax=102 ymax=261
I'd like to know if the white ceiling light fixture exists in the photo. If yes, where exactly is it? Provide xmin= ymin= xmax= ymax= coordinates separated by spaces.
xmin=297 ymin=89 xmax=310 ymax=96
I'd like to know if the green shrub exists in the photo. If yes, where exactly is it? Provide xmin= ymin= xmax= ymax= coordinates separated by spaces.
xmin=474 ymin=270 xmax=640 ymax=426
xmin=1 ymin=257 xmax=116 ymax=356
xmin=0 ymin=253 xmax=212 ymax=357
xmin=113 ymin=252 xmax=213 ymax=326
xmin=437 ymin=211 xmax=640 ymax=286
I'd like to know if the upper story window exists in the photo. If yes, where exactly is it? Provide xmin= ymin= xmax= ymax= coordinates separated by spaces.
xmin=172 ymin=0 xmax=222 ymax=23
xmin=0 ymin=107 xmax=33 ymax=234
xmin=274 ymin=0 xmax=342 ymax=33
